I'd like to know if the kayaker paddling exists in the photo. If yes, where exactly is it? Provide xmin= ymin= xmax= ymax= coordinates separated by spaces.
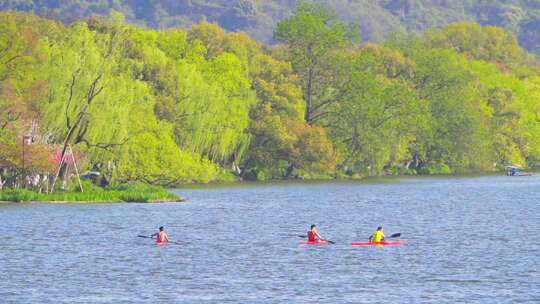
xmin=152 ymin=226 xmax=169 ymax=243
xmin=369 ymin=226 xmax=385 ymax=243
xmin=308 ymin=224 xmax=325 ymax=242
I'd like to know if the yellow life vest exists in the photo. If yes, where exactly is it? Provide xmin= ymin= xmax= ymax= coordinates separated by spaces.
xmin=371 ymin=230 xmax=385 ymax=242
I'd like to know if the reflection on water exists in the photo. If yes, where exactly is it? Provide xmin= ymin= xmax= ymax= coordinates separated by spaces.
xmin=1 ymin=176 xmax=539 ymax=303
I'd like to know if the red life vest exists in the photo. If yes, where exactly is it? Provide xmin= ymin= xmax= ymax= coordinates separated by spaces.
xmin=308 ymin=231 xmax=317 ymax=242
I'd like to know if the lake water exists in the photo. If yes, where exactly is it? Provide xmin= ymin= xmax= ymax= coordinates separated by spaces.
xmin=0 ymin=176 xmax=539 ymax=303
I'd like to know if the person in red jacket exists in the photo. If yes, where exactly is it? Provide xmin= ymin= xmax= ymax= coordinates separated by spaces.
xmin=307 ymin=224 xmax=325 ymax=242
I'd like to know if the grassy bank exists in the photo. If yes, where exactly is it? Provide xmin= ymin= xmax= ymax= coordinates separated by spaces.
xmin=0 ymin=183 xmax=182 ymax=203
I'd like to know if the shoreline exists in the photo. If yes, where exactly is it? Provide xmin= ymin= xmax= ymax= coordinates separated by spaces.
xmin=2 ymin=171 xmax=535 ymax=203
xmin=173 ymin=170 xmax=529 ymax=189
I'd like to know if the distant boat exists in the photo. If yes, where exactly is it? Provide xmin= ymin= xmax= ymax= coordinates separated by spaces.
xmin=505 ymin=165 xmax=533 ymax=176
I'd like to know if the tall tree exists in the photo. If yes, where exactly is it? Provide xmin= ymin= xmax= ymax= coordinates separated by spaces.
xmin=274 ymin=0 xmax=357 ymax=124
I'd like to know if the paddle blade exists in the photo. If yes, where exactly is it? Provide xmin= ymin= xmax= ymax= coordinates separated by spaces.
xmin=138 ymin=235 xmax=156 ymax=239
xmin=388 ymin=233 xmax=401 ymax=238
xmin=326 ymin=240 xmax=335 ymax=244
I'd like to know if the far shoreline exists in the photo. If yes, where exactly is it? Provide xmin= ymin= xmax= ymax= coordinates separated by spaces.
xmin=172 ymin=170 xmax=536 ymax=189
xmin=2 ymin=170 xmax=535 ymax=203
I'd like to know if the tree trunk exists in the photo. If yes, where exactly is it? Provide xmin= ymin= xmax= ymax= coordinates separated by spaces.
xmin=305 ymin=66 xmax=314 ymax=124
xmin=285 ymin=163 xmax=295 ymax=179
xmin=51 ymin=73 xmax=104 ymax=192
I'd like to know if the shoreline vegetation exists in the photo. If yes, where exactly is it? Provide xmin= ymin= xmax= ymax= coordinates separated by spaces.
xmin=0 ymin=183 xmax=182 ymax=203
xmin=2 ymin=1 xmax=540 ymax=202
xmin=160 ymin=169 xmax=535 ymax=192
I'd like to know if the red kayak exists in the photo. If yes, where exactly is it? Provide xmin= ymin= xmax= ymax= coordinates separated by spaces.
xmin=299 ymin=240 xmax=329 ymax=245
xmin=350 ymin=240 xmax=406 ymax=246
xmin=156 ymin=241 xmax=168 ymax=247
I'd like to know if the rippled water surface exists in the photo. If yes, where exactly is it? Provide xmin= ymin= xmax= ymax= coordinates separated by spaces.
xmin=1 ymin=176 xmax=539 ymax=303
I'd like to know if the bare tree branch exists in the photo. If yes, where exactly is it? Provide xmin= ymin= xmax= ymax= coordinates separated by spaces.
xmin=80 ymin=137 xmax=131 ymax=150
xmin=65 ymin=69 xmax=81 ymax=130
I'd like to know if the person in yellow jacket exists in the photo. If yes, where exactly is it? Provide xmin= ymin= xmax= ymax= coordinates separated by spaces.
xmin=369 ymin=226 xmax=385 ymax=243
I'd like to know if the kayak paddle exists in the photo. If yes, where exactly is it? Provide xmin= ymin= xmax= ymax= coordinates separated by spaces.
xmin=366 ymin=233 xmax=402 ymax=242
xmin=296 ymin=235 xmax=335 ymax=244
xmin=137 ymin=235 xmax=182 ymax=245
xmin=137 ymin=235 xmax=154 ymax=239
xmin=164 ymin=240 xmax=183 ymax=245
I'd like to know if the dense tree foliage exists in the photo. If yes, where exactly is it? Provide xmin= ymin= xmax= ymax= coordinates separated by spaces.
xmin=1 ymin=0 xmax=540 ymax=56
xmin=274 ymin=1 xmax=358 ymax=124
xmin=1 ymin=2 xmax=540 ymax=189
xmin=274 ymin=2 xmax=540 ymax=175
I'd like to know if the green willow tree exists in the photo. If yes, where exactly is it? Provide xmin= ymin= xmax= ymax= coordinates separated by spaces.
xmin=129 ymin=24 xmax=256 ymax=169
xmin=324 ymin=45 xmax=426 ymax=175
xmin=187 ymin=22 xmax=337 ymax=179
